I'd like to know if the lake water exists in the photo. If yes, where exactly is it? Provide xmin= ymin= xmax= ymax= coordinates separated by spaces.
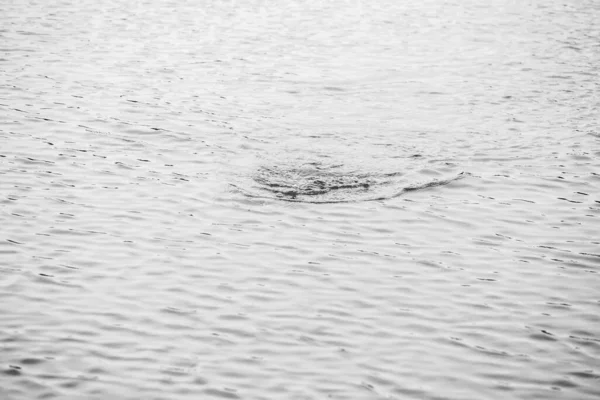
xmin=1 ymin=0 xmax=599 ymax=399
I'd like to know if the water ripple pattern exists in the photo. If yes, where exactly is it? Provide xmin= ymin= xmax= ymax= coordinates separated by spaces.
xmin=1 ymin=1 xmax=599 ymax=400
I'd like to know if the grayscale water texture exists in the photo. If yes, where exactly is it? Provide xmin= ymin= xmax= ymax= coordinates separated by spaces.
xmin=1 ymin=0 xmax=599 ymax=399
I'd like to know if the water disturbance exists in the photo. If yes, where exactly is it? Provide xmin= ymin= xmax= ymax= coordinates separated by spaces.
xmin=233 ymin=162 xmax=467 ymax=203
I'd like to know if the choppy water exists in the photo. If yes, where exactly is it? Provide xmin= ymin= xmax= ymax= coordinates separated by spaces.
xmin=1 ymin=0 xmax=599 ymax=399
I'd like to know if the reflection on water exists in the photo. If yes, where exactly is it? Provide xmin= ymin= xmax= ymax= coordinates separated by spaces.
xmin=1 ymin=0 xmax=599 ymax=399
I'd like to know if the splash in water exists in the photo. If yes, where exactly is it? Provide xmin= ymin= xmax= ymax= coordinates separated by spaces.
xmin=231 ymin=161 xmax=467 ymax=203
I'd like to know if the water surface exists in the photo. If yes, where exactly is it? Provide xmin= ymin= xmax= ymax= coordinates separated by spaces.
xmin=1 ymin=1 xmax=599 ymax=399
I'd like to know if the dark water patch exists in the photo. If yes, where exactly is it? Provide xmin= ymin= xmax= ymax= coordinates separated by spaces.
xmin=551 ymin=379 xmax=578 ymax=388
xmin=569 ymin=370 xmax=600 ymax=379
xmin=3 ymin=365 xmax=22 ymax=376
xmin=203 ymin=388 xmax=240 ymax=399
xmin=232 ymin=161 xmax=467 ymax=203
xmin=0 ymin=48 xmax=35 ymax=52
